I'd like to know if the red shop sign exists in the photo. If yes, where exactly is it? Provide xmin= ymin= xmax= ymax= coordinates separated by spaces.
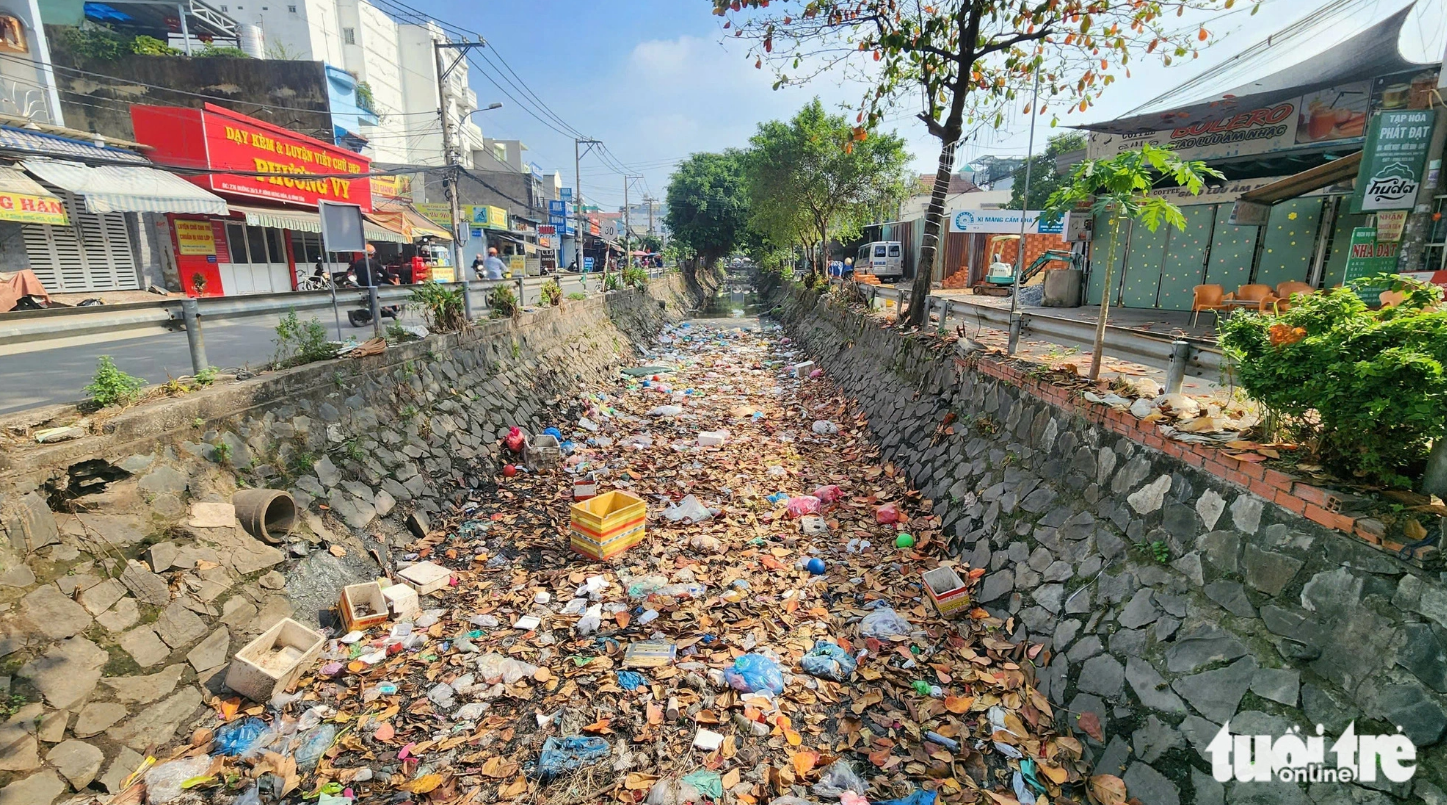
xmin=131 ymin=103 xmax=372 ymax=212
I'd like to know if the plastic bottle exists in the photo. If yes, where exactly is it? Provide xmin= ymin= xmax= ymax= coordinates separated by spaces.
xmin=294 ymin=724 xmax=337 ymax=769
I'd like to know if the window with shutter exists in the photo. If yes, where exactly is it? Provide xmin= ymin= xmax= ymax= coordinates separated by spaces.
xmin=20 ymin=191 xmax=138 ymax=292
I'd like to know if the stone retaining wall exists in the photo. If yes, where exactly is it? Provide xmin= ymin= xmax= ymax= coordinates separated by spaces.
xmin=778 ymin=287 xmax=1447 ymax=805
xmin=0 ymin=277 xmax=693 ymax=803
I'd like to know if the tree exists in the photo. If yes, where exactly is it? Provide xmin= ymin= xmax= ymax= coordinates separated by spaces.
xmin=745 ymin=99 xmax=909 ymax=278
xmin=712 ymin=0 xmax=1252 ymax=328
xmin=1008 ymin=132 xmax=1086 ymax=213
xmin=1045 ymin=143 xmax=1221 ymax=380
xmin=664 ymin=150 xmax=752 ymax=284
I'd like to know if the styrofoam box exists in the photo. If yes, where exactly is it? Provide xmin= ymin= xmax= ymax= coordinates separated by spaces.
xmin=697 ymin=430 xmax=728 ymax=447
xmin=398 ymin=561 xmax=453 ymax=595
xmin=382 ymin=582 xmax=420 ymax=620
xmin=225 ymin=618 xmax=324 ymax=703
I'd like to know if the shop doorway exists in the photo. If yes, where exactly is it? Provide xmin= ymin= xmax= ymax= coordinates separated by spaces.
xmin=221 ymin=223 xmax=291 ymax=294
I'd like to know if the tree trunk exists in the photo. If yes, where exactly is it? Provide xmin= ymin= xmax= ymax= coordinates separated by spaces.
xmin=906 ymin=141 xmax=957 ymax=328
xmin=1088 ymin=218 xmax=1124 ymax=381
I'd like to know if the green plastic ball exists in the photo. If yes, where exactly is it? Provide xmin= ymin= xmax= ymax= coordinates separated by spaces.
xmin=895 ymin=533 xmax=915 ymax=549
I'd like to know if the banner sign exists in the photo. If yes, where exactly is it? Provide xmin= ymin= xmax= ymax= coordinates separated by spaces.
xmin=174 ymin=219 xmax=216 ymax=255
xmin=1342 ymin=227 xmax=1399 ymax=303
xmin=0 ymin=190 xmax=66 ymax=225
xmin=467 ymin=205 xmax=508 ymax=229
xmin=415 ymin=203 xmax=451 ymax=227
xmin=949 ymin=209 xmax=1062 ymax=235
xmin=131 ymin=103 xmax=373 ymax=211
xmin=1087 ymin=67 xmax=1439 ymax=163
xmin=1376 ymin=210 xmax=1409 ymax=242
xmin=1351 ymin=109 xmax=1436 ymax=213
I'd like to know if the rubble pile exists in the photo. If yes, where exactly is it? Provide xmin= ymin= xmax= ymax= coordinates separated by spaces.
xmin=143 ymin=322 xmax=1113 ymax=805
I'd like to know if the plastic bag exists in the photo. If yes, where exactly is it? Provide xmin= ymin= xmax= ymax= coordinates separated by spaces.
xmin=688 ymin=533 xmax=724 ymax=554
xmin=786 ymin=496 xmax=822 ymax=518
xmin=801 ymin=641 xmax=857 ymax=681
xmin=294 ymin=724 xmax=336 ymax=770
xmin=877 ymin=793 xmax=937 ymax=805
xmin=859 ymin=607 xmax=912 ymax=638
xmin=811 ymin=420 xmax=839 ymax=435
xmin=770 ymin=799 xmax=823 ymax=805
xmin=813 ymin=485 xmax=843 ymax=503
xmin=475 ymin=653 xmax=539 ymax=684
xmin=532 ymin=736 xmax=610 ymax=781
xmin=724 ymin=653 xmax=785 ymax=695
xmin=214 ymin=717 xmax=267 ymax=756
xmin=144 ymin=756 xmax=213 ymax=804
xmin=646 ymin=778 xmax=703 ymax=805
xmin=812 ymin=759 xmax=867 ymax=799
xmin=648 ymin=405 xmax=685 ymax=417
xmin=505 ymin=426 xmax=526 ymax=452
xmin=876 ymin=503 xmax=900 ymax=524
xmin=576 ymin=603 xmax=603 ymax=635
xmin=663 ymin=495 xmax=714 ymax=523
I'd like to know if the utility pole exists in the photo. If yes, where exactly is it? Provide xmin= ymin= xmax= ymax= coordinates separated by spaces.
xmin=574 ymin=138 xmax=601 ymax=274
xmin=645 ymin=195 xmax=655 ymax=237
xmin=622 ymin=175 xmax=642 ymax=269
xmin=435 ymin=37 xmax=488 ymax=279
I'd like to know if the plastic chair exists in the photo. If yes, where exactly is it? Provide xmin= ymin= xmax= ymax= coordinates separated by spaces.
xmin=1274 ymin=281 xmax=1314 ymax=312
xmin=1191 ymin=284 xmax=1232 ymax=326
xmin=1234 ymin=284 xmax=1281 ymax=313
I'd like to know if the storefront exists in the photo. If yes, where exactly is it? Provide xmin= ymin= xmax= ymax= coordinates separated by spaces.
xmin=131 ymin=103 xmax=385 ymax=297
xmin=1078 ymin=6 xmax=1443 ymax=310
xmin=0 ymin=126 xmax=229 ymax=294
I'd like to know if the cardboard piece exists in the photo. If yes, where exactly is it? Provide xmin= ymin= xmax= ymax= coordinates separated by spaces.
xmin=922 ymin=566 xmax=970 ymax=618
xmin=339 ymin=582 xmax=388 ymax=632
xmin=569 ymin=490 xmax=647 ymax=560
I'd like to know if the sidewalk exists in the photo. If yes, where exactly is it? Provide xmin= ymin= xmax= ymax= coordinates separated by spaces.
xmin=933 ymin=288 xmax=1219 ymax=342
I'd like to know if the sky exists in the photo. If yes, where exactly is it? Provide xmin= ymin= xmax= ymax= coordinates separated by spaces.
xmin=411 ymin=0 xmax=1446 ymax=212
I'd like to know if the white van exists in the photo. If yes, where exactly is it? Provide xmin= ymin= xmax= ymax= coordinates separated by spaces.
xmin=857 ymin=241 xmax=904 ymax=281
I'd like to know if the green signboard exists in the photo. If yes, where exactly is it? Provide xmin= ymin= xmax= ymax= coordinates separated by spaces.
xmin=1342 ymin=226 xmax=1399 ymax=303
xmin=1351 ymin=109 xmax=1436 ymax=213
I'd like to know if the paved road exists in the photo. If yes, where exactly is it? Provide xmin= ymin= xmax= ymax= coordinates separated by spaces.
xmin=0 ymin=272 xmax=607 ymax=415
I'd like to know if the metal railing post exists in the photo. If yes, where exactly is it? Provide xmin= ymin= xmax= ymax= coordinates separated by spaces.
xmin=181 ymin=298 xmax=207 ymax=375
xmin=1007 ymin=311 xmax=1023 ymax=355
xmin=461 ymin=281 xmax=474 ymax=322
xmin=368 ymin=286 xmax=382 ymax=337
xmin=517 ymin=276 xmax=526 ymax=308
xmin=1165 ymin=340 xmax=1190 ymax=394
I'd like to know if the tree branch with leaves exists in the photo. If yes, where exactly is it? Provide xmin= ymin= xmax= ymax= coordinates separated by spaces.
xmin=712 ymin=0 xmax=1255 ymax=327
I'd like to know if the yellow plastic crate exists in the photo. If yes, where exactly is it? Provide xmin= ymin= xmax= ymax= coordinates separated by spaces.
xmin=570 ymin=490 xmax=647 ymax=560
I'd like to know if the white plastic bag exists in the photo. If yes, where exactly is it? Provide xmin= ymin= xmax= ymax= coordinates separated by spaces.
xmin=648 ymin=405 xmax=685 ymax=417
xmin=576 ymin=603 xmax=603 ymax=635
xmin=475 ymin=653 xmax=539 ymax=684
xmin=811 ymin=420 xmax=839 ymax=435
xmin=859 ymin=607 xmax=912 ymax=638
xmin=663 ymin=495 xmax=714 ymax=523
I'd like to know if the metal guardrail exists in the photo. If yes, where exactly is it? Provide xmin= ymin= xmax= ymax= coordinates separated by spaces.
xmin=0 ymin=268 xmax=671 ymax=362
xmin=861 ymin=284 xmax=1225 ymax=391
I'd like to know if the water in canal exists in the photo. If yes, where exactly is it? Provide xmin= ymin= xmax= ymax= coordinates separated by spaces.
xmin=692 ymin=273 xmax=762 ymax=320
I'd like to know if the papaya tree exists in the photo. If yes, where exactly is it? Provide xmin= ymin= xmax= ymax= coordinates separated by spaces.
xmin=711 ymin=0 xmax=1254 ymax=328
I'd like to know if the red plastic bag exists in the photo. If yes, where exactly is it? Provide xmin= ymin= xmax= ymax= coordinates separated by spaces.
xmin=505 ymin=426 xmax=526 ymax=453
xmin=813 ymin=485 xmax=843 ymax=504
xmin=786 ymin=496 xmax=822 ymax=518
xmin=876 ymin=503 xmax=900 ymax=524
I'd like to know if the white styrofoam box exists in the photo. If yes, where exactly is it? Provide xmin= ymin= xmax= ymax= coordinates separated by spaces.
xmin=793 ymin=361 xmax=815 ymax=377
xmin=225 ymin=618 xmax=324 ymax=703
xmin=398 ymin=561 xmax=453 ymax=595
xmin=382 ymin=583 xmax=420 ymax=620
xmin=697 ymin=430 xmax=728 ymax=447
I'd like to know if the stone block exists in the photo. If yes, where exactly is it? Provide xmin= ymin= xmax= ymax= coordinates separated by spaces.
xmin=1172 ymin=656 xmax=1256 ymax=723
xmin=1242 ymin=544 xmax=1304 ymax=597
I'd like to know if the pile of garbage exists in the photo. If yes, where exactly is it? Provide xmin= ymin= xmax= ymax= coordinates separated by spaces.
xmin=148 ymin=321 xmax=1111 ymax=805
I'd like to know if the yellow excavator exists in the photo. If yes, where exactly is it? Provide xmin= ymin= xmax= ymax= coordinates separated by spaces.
xmin=973 ymin=234 xmax=1079 ymax=297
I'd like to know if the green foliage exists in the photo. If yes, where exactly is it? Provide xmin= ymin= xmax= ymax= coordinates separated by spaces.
xmin=55 ymin=26 xmax=131 ymax=60
xmin=540 ymin=278 xmax=563 ymax=306
xmin=487 ymin=284 xmax=517 ymax=318
xmin=385 ymin=321 xmax=413 ymax=343
xmin=1045 ymin=143 xmax=1222 ymax=379
xmin=1134 ymin=540 xmax=1171 ymax=564
xmin=272 ymin=310 xmax=334 ymax=368
xmin=194 ymin=366 xmax=218 ymax=386
xmin=744 ymin=99 xmax=909 ymax=274
xmin=291 ymin=451 xmax=316 ymax=475
xmin=665 ymin=150 xmax=753 ymax=265
xmin=566 ymin=292 xmax=587 ymax=301
xmin=1219 ymin=274 xmax=1447 ymax=488
xmin=85 ymin=356 xmax=145 ymax=408
xmin=197 ymin=45 xmax=250 ymax=58
xmin=1008 ymin=133 xmax=1087 ymax=215
xmin=604 ymin=272 xmax=622 ymax=291
xmin=622 ymin=266 xmax=649 ymax=289
xmin=131 ymin=35 xmax=177 ymax=56
xmin=212 ymin=440 xmax=232 ymax=465
xmin=410 ymin=282 xmax=468 ymax=332
xmin=355 ymin=81 xmax=376 ymax=112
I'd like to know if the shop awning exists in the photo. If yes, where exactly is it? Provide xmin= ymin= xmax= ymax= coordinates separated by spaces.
xmin=0 ymin=166 xmax=68 ymax=225
xmin=228 ymin=203 xmax=408 ymax=243
xmin=21 ymin=159 xmax=229 ymax=216
xmin=402 ymin=208 xmax=451 ymax=241
xmin=1239 ymin=152 xmax=1363 ymax=204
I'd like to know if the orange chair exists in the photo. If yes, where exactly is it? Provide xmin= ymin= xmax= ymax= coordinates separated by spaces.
xmin=1234 ymin=284 xmax=1281 ymax=313
xmin=1274 ymin=281 xmax=1314 ymax=312
xmin=1191 ymin=284 xmax=1232 ymax=326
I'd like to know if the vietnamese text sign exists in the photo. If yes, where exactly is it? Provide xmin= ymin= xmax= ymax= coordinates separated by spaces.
xmin=1352 ymin=109 xmax=1436 ymax=213
xmin=949 ymin=209 xmax=1062 ymax=235
xmin=174 ymin=219 xmax=216 ymax=255
xmin=1342 ymin=227 xmax=1399 ymax=302
xmin=0 ymin=191 xmax=66 ymax=225
xmin=415 ymin=203 xmax=451 ymax=227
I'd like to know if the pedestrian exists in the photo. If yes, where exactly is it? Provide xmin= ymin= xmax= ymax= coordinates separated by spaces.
xmin=471 ymin=253 xmax=486 ymax=280
xmin=483 ymin=247 xmax=507 ymax=281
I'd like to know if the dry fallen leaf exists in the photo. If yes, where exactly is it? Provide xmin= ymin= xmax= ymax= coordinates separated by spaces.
xmin=329 ymin=545 xmax=347 ymax=558
xmin=1077 ymin=711 xmax=1104 ymax=742
xmin=1089 ymin=774 xmax=1128 ymax=805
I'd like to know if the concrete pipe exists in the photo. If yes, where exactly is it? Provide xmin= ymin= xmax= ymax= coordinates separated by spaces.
xmin=232 ymin=489 xmax=297 ymax=544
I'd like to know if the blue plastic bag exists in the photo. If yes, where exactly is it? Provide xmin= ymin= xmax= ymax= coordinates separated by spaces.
xmin=800 ymin=641 xmax=857 ymax=681
xmin=724 ymin=653 xmax=785 ymax=695
xmin=878 ymin=792 xmax=937 ymax=805
xmin=617 ymin=670 xmax=647 ymax=691
xmin=532 ymin=736 xmax=610 ymax=780
xmin=543 ymin=427 xmax=563 ymax=440
xmin=214 ymin=717 xmax=267 ymax=756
